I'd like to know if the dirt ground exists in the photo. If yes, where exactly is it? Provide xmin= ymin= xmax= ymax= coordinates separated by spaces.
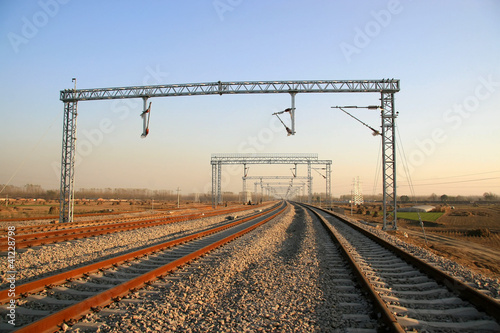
xmin=0 ymin=200 xmax=219 ymax=220
xmin=338 ymin=203 xmax=500 ymax=280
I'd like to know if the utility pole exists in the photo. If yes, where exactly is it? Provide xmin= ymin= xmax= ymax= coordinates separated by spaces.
xmin=176 ymin=187 xmax=181 ymax=208
xmin=353 ymin=176 xmax=364 ymax=205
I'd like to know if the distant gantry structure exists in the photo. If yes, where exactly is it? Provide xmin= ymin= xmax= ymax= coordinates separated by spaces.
xmin=59 ymin=79 xmax=399 ymax=229
xmin=258 ymin=181 xmax=308 ymax=201
xmin=211 ymin=153 xmax=332 ymax=207
xmin=246 ymin=176 xmax=310 ymax=202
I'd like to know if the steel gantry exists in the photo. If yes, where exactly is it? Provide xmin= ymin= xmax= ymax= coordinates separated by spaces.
xmin=59 ymin=79 xmax=399 ymax=226
xmin=211 ymin=153 xmax=332 ymax=206
xmin=260 ymin=182 xmax=307 ymax=200
xmin=244 ymin=176 xmax=311 ymax=203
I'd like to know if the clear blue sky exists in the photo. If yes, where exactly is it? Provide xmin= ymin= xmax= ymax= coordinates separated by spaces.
xmin=1 ymin=0 xmax=499 ymax=198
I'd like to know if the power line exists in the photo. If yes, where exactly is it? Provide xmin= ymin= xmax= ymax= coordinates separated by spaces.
xmin=398 ymin=176 xmax=500 ymax=187
xmin=372 ymin=139 xmax=382 ymax=196
xmin=410 ymin=170 xmax=500 ymax=182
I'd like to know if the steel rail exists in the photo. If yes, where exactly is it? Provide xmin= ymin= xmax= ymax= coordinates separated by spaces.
xmin=0 ymin=203 xmax=282 ymax=305
xmin=11 ymin=202 xmax=288 ymax=333
xmin=0 ymin=210 xmax=143 ymax=223
xmin=3 ymin=214 xmax=186 ymax=240
xmin=0 ymin=205 xmax=260 ymax=251
xmin=0 ymin=212 xmax=166 ymax=235
xmin=305 ymin=203 xmax=500 ymax=324
xmin=0 ymin=205 xmax=243 ymax=236
xmin=301 ymin=204 xmax=405 ymax=332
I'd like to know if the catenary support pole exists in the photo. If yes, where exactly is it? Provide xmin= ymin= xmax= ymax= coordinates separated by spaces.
xmin=381 ymin=92 xmax=397 ymax=230
xmin=211 ymin=163 xmax=217 ymax=208
xmin=217 ymin=161 xmax=222 ymax=205
xmin=59 ymin=78 xmax=78 ymax=223
xmin=307 ymin=161 xmax=312 ymax=204
xmin=59 ymin=101 xmax=78 ymax=223
xmin=326 ymin=162 xmax=332 ymax=208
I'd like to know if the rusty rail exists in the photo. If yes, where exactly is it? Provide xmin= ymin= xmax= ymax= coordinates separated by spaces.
xmin=302 ymin=204 xmax=405 ymax=332
xmin=303 ymin=203 xmax=500 ymax=325
xmin=0 ymin=204 xmax=255 ymax=236
xmin=0 ymin=203 xmax=281 ymax=305
xmin=0 ymin=205 xmax=265 ymax=251
xmin=10 ymin=202 xmax=287 ymax=333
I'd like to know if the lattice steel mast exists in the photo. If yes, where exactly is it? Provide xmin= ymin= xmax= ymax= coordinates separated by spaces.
xmin=381 ymin=92 xmax=398 ymax=229
xmin=59 ymin=79 xmax=78 ymax=223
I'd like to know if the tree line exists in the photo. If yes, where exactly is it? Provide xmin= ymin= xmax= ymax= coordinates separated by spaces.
xmin=2 ymin=184 xmax=498 ymax=203
xmin=1 ymin=185 xmax=202 ymax=201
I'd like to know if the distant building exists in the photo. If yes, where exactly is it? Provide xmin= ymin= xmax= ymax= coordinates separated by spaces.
xmin=399 ymin=205 xmax=435 ymax=213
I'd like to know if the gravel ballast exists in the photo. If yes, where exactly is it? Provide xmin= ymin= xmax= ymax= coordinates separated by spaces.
xmin=0 ymin=206 xmax=269 ymax=289
xmin=338 ymin=213 xmax=500 ymax=299
xmin=77 ymin=204 xmax=377 ymax=332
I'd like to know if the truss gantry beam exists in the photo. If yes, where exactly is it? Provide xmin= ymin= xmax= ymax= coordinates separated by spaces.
xmin=211 ymin=153 xmax=321 ymax=164
xmin=211 ymin=153 xmax=331 ymax=207
xmin=244 ymin=176 xmax=310 ymax=180
xmin=60 ymin=80 xmax=400 ymax=102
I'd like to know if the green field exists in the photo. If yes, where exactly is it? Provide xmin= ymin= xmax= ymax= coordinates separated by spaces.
xmin=396 ymin=212 xmax=444 ymax=222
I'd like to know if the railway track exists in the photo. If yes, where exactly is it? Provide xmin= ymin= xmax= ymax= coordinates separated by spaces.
xmin=0 ymin=212 xmax=165 ymax=234
xmin=2 ymin=201 xmax=498 ymax=332
xmin=0 ymin=202 xmax=287 ymax=332
xmin=0 ymin=205 xmax=262 ymax=251
xmin=303 ymin=203 xmax=500 ymax=332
